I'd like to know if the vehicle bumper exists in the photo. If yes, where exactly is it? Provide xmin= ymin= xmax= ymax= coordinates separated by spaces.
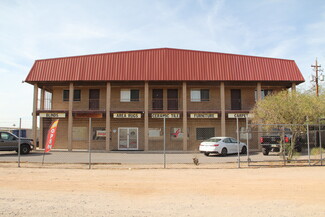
xmin=199 ymin=146 xmax=221 ymax=153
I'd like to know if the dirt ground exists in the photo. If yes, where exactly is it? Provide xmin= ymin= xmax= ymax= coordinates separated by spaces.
xmin=0 ymin=166 xmax=324 ymax=217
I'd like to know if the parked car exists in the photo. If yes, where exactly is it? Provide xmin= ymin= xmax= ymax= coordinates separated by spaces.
xmin=199 ymin=137 xmax=247 ymax=156
xmin=0 ymin=131 xmax=34 ymax=154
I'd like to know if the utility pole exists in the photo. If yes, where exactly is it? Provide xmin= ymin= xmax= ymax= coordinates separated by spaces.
xmin=311 ymin=58 xmax=324 ymax=97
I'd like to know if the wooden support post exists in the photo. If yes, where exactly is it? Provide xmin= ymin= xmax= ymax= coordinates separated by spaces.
xmin=68 ymin=83 xmax=74 ymax=151
xmin=106 ymin=82 xmax=111 ymax=151
xmin=291 ymin=83 xmax=296 ymax=92
xmin=182 ymin=82 xmax=187 ymax=151
xmin=257 ymin=82 xmax=262 ymax=151
xmin=32 ymin=84 xmax=38 ymax=149
xmin=144 ymin=82 xmax=149 ymax=151
xmin=39 ymin=88 xmax=45 ymax=149
xmin=257 ymin=82 xmax=262 ymax=101
xmin=220 ymin=82 xmax=226 ymax=136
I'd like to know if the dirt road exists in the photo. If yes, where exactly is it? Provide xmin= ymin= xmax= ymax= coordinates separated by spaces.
xmin=0 ymin=166 xmax=324 ymax=217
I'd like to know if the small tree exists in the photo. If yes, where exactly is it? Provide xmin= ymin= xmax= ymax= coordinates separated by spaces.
xmin=250 ymin=90 xmax=325 ymax=159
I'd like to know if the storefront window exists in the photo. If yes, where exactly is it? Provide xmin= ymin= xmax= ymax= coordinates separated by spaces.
xmin=196 ymin=128 xmax=215 ymax=140
xmin=149 ymin=128 xmax=163 ymax=138
xmin=93 ymin=127 xmax=106 ymax=140
xmin=170 ymin=128 xmax=189 ymax=139
xmin=72 ymin=127 xmax=87 ymax=141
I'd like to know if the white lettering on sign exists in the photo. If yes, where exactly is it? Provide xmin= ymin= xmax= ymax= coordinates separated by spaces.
xmin=190 ymin=113 xmax=218 ymax=118
xmin=228 ymin=113 xmax=254 ymax=118
xmin=113 ymin=113 xmax=141 ymax=118
xmin=151 ymin=113 xmax=180 ymax=118
xmin=40 ymin=113 xmax=66 ymax=118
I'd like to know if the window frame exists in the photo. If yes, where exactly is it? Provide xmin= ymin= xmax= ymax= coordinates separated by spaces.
xmin=63 ymin=89 xmax=81 ymax=102
xmin=130 ymin=89 xmax=140 ymax=102
xmin=196 ymin=127 xmax=215 ymax=140
xmin=190 ymin=89 xmax=210 ymax=102
xmin=254 ymin=89 xmax=273 ymax=101
xmin=120 ymin=89 xmax=140 ymax=102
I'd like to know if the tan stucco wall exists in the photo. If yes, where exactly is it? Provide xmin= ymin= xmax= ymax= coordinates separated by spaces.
xmin=42 ymin=82 xmax=289 ymax=151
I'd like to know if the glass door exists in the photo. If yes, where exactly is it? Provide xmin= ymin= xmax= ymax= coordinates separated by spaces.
xmin=128 ymin=128 xmax=138 ymax=149
xmin=118 ymin=128 xmax=128 ymax=150
xmin=118 ymin=128 xmax=138 ymax=150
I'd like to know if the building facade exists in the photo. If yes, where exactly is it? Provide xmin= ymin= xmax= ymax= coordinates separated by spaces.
xmin=25 ymin=48 xmax=304 ymax=151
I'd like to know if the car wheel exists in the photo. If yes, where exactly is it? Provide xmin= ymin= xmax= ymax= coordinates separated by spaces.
xmin=20 ymin=145 xmax=30 ymax=155
xmin=241 ymin=146 xmax=247 ymax=154
xmin=262 ymin=147 xmax=269 ymax=156
xmin=204 ymin=152 xmax=210 ymax=156
xmin=221 ymin=148 xmax=227 ymax=156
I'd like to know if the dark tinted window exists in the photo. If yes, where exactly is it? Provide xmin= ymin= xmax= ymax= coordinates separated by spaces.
xmin=152 ymin=89 xmax=163 ymax=110
xmin=264 ymin=89 xmax=273 ymax=97
xmin=130 ymin=89 xmax=140 ymax=101
xmin=63 ymin=90 xmax=81 ymax=101
xmin=167 ymin=89 xmax=178 ymax=110
xmin=63 ymin=90 xmax=69 ymax=101
xmin=196 ymin=128 xmax=215 ymax=140
xmin=230 ymin=138 xmax=238 ymax=143
xmin=231 ymin=89 xmax=241 ymax=110
xmin=200 ymin=89 xmax=209 ymax=101
xmin=74 ymin=90 xmax=81 ymax=101
xmin=0 ymin=132 xmax=13 ymax=140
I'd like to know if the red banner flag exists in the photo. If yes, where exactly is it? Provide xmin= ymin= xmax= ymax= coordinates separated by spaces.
xmin=45 ymin=119 xmax=59 ymax=153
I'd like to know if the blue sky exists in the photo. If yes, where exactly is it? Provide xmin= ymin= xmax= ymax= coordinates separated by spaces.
xmin=0 ymin=0 xmax=325 ymax=128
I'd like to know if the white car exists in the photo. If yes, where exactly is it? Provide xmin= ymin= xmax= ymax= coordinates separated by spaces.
xmin=199 ymin=137 xmax=247 ymax=156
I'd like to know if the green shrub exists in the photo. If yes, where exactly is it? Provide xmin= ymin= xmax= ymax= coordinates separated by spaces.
xmin=311 ymin=147 xmax=325 ymax=155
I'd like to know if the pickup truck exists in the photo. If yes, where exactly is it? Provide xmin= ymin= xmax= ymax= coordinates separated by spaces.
xmin=260 ymin=134 xmax=303 ymax=155
xmin=0 ymin=131 xmax=34 ymax=154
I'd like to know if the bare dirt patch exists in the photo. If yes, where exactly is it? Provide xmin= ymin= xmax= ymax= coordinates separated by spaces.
xmin=0 ymin=166 xmax=324 ymax=217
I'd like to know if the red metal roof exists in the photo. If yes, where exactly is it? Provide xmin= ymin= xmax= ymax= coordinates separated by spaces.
xmin=25 ymin=48 xmax=305 ymax=83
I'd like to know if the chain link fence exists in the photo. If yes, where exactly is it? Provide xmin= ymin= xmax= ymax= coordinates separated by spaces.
xmin=0 ymin=117 xmax=324 ymax=169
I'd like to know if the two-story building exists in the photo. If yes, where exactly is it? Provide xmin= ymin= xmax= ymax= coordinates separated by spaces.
xmin=25 ymin=48 xmax=304 ymax=151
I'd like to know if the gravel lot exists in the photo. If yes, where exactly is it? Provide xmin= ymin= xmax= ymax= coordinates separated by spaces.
xmin=0 ymin=166 xmax=324 ymax=217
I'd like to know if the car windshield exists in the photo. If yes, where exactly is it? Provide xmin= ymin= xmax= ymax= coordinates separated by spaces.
xmin=205 ymin=138 xmax=221 ymax=142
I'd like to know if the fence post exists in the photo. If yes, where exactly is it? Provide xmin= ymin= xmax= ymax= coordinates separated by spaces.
xmin=18 ymin=118 xmax=21 ymax=168
xmin=306 ymin=118 xmax=311 ymax=166
xmin=163 ymin=117 xmax=166 ymax=169
xmin=319 ymin=119 xmax=323 ymax=166
xmin=246 ymin=117 xmax=249 ymax=166
xmin=236 ymin=117 xmax=240 ymax=168
xmin=281 ymin=126 xmax=286 ymax=166
xmin=88 ymin=118 xmax=92 ymax=169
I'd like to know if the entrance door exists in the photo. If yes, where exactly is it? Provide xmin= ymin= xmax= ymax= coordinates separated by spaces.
xmin=231 ymin=89 xmax=241 ymax=110
xmin=89 ymin=89 xmax=100 ymax=110
xmin=167 ymin=89 xmax=178 ymax=110
xmin=118 ymin=128 xmax=138 ymax=150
